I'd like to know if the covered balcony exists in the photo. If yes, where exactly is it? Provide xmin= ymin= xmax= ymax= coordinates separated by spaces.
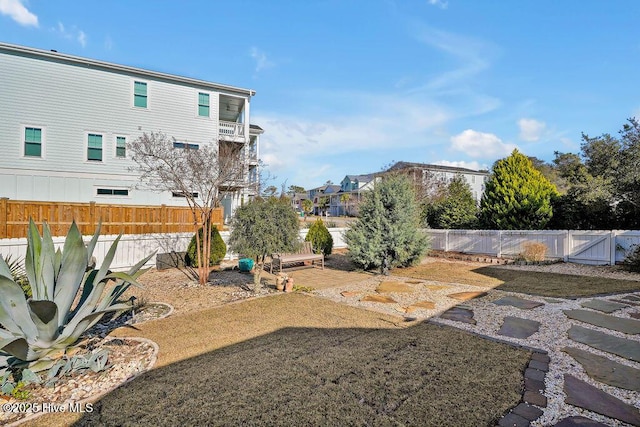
xmin=219 ymin=94 xmax=248 ymax=143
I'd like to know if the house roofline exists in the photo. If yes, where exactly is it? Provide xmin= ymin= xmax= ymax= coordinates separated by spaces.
xmin=0 ymin=42 xmax=256 ymax=97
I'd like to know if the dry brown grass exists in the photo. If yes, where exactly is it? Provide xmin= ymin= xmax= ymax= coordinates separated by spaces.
xmin=398 ymin=261 xmax=640 ymax=297
xmin=27 ymin=294 xmax=528 ymax=427
xmin=518 ymin=241 xmax=547 ymax=262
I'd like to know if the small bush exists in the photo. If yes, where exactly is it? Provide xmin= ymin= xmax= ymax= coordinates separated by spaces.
xmin=622 ymin=244 xmax=640 ymax=272
xmin=518 ymin=241 xmax=547 ymax=262
xmin=305 ymin=219 xmax=333 ymax=256
xmin=185 ymin=226 xmax=227 ymax=267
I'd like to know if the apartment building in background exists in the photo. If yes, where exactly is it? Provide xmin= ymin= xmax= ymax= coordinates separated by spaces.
xmin=0 ymin=42 xmax=261 ymax=222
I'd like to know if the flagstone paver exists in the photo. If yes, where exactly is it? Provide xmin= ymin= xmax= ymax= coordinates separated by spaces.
xmin=553 ymin=416 xmax=609 ymax=426
xmin=563 ymin=374 xmax=640 ymax=426
xmin=361 ymin=295 xmax=397 ymax=304
xmin=580 ymin=299 xmax=629 ymax=313
xmin=567 ymin=325 xmax=640 ymax=362
xmin=631 ymin=312 xmax=640 ymax=319
xmin=404 ymin=300 xmax=435 ymax=313
xmin=543 ymin=298 xmax=564 ymax=304
xmin=424 ymin=284 xmax=450 ymax=291
xmin=493 ymin=296 xmax=544 ymax=310
xmin=623 ymin=295 xmax=640 ymax=302
xmin=376 ymin=281 xmax=415 ymax=293
xmin=340 ymin=291 xmax=361 ymax=298
xmin=497 ymin=316 xmax=541 ymax=339
xmin=439 ymin=307 xmax=476 ymax=324
xmin=610 ymin=298 xmax=640 ymax=306
xmin=564 ymin=309 xmax=640 ymax=334
xmin=562 ymin=346 xmax=640 ymax=392
xmin=446 ymin=291 xmax=487 ymax=301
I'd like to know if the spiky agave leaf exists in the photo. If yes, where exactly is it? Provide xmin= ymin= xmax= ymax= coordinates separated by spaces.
xmin=24 ymin=219 xmax=43 ymax=300
xmin=53 ymin=221 xmax=88 ymax=327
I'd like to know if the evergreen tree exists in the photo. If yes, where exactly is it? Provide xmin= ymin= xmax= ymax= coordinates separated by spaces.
xmin=479 ymin=149 xmax=558 ymax=230
xmin=305 ymin=218 xmax=333 ymax=256
xmin=228 ymin=197 xmax=300 ymax=290
xmin=424 ymin=174 xmax=478 ymax=229
xmin=345 ymin=174 xmax=429 ymax=274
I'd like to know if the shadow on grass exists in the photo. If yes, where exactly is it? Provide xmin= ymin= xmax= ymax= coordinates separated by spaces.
xmin=73 ymin=322 xmax=528 ymax=426
xmin=473 ymin=266 xmax=640 ymax=298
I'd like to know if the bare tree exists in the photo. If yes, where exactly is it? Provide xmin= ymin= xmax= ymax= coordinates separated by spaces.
xmin=129 ymin=131 xmax=249 ymax=285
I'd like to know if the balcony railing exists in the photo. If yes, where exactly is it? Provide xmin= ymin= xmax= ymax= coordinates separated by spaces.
xmin=219 ymin=121 xmax=245 ymax=141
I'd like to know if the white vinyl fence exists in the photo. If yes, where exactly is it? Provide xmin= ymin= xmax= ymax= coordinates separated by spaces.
xmin=0 ymin=228 xmax=349 ymax=271
xmin=426 ymin=229 xmax=640 ymax=265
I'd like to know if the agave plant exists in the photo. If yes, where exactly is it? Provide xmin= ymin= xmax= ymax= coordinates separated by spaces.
xmin=0 ymin=220 xmax=153 ymax=372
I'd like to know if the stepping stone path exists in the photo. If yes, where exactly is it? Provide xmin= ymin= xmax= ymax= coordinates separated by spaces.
xmin=439 ymin=307 xmax=476 ymax=324
xmin=493 ymin=296 xmax=544 ymax=310
xmin=580 ymin=299 xmax=629 ymax=313
xmin=499 ymin=352 xmax=549 ymax=426
xmin=424 ymin=284 xmax=450 ymax=291
xmin=446 ymin=291 xmax=487 ymax=301
xmin=404 ymin=300 xmax=435 ymax=313
xmin=623 ymin=295 xmax=640 ymax=302
xmin=340 ymin=291 xmax=360 ymax=298
xmin=567 ymin=325 xmax=640 ymax=362
xmin=562 ymin=346 xmax=640 ymax=392
xmin=543 ymin=298 xmax=564 ymax=304
xmin=610 ymin=298 xmax=640 ymax=306
xmin=361 ymin=295 xmax=397 ymax=304
xmin=631 ymin=312 xmax=640 ymax=319
xmin=564 ymin=309 xmax=640 ymax=334
xmin=563 ymin=374 xmax=640 ymax=426
xmin=376 ymin=281 xmax=414 ymax=293
xmin=497 ymin=316 xmax=541 ymax=339
xmin=553 ymin=416 xmax=609 ymax=426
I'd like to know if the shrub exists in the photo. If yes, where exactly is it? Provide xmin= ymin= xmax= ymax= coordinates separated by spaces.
xmin=0 ymin=220 xmax=152 ymax=374
xmin=518 ymin=241 xmax=547 ymax=262
xmin=305 ymin=219 xmax=333 ymax=256
xmin=184 ymin=226 xmax=226 ymax=267
xmin=622 ymin=244 xmax=640 ymax=272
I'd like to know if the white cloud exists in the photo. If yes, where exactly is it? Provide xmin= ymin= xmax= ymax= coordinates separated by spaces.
xmin=0 ymin=0 xmax=38 ymax=26
xmin=518 ymin=118 xmax=546 ymax=142
xmin=52 ymin=21 xmax=88 ymax=47
xmin=434 ymin=160 xmax=486 ymax=171
xmin=450 ymin=129 xmax=517 ymax=158
xmin=427 ymin=0 xmax=448 ymax=9
xmin=250 ymin=47 xmax=275 ymax=73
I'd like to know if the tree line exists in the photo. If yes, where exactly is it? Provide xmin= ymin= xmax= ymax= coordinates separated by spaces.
xmin=423 ymin=118 xmax=640 ymax=230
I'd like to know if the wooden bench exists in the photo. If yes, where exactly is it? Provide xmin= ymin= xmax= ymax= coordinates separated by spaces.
xmin=270 ymin=241 xmax=324 ymax=274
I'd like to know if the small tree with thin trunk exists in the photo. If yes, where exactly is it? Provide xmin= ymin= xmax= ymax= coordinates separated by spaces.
xmin=340 ymin=193 xmax=350 ymax=216
xmin=129 ymin=131 xmax=248 ymax=285
xmin=228 ymin=197 xmax=300 ymax=290
xmin=301 ymin=199 xmax=313 ymax=220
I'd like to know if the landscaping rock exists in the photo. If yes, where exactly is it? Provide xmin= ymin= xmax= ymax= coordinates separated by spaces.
xmin=623 ymin=295 xmax=640 ymax=302
xmin=562 ymin=346 xmax=640 ymax=392
xmin=424 ymin=284 xmax=450 ymax=291
xmin=498 ymin=316 xmax=541 ymax=339
xmin=563 ymin=374 xmax=640 ymax=426
xmin=523 ymin=390 xmax=547 ymax=407
xmin=553 ymin=416 xmax=609 ymax=426
xmin=498 ymin=412 xmax=529 ymax=427
xmin=493 ymin=296 xmax=544 ymax=310
xmin=446 ymin=291 xmax=487 ymax=301
xmin=376 ymin=281 xmax=415 ymax=293
xmin=405 ymin=300 xmax=435 ymax=313
xmin=512 ymin=402 xmax=543 ymax=421
xmin=439 ymin=307 xmax=476 ymax=324
xmin=567 ymin=325 xmax=640 ymax=362
xmin=340 ymin=291 xmax=360 ymax=298
xmin=563 ymin=309 xmax=640 ymax=334
xmin=580 ymin=299 xmax=629 ymax=313
xmin=361 ymin=294 xmax=397 ymax=304
xmin=631 ymin=312 xmax=640 ymax=319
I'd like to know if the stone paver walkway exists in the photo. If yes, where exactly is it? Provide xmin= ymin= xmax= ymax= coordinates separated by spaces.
xmin=564 ymin=309 xmax=640 ymax=334
xmin=568 ymin=324 xmax=640 ymax=362
xmin=580 ymin=299 xmax=629 ymax=313
xmin=562 ymin=346 xmax=640 ymax=392
xmin=493 ymin=295 xmax=544 ymax=310
xmin=497 ymin=316 xmax=541 ymax=339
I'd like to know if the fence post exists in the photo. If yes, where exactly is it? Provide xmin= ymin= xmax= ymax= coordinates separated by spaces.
xmin=497 ymin=230 xmax=502 ymax=258
xmin=610 ymin=230 xmax=617 ymax=266
xmin=564 ymin=231 xmax=570 ymax=262
xmin=444 ymin=230 xmax=449 ymax=252
xmin=0 ymin=198 xmax=7 ymax=239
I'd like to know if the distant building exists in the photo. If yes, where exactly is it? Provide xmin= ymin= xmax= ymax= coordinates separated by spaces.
xmin=0 ymin=42 xmax=262 ymax=222
xmin=386 ymin=161 xmax=489 ymax=202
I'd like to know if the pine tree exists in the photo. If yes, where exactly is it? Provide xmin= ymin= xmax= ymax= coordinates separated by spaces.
xmin=345 ymin=174 xmax=429 ymax=274
xmin=479 ymin=149 xmax=558 ymax=230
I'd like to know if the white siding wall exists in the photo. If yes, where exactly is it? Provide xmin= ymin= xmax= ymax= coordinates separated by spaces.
xmin=0 ymin=49 xmax=249 ymax=206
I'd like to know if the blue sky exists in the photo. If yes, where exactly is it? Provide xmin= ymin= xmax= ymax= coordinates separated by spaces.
xmin=2 ymin=0 xmax=639 ymax=190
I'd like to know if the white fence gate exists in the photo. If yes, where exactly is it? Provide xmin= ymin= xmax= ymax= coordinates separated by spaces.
xmin=426 ymin=229 xmax=640 ymax=265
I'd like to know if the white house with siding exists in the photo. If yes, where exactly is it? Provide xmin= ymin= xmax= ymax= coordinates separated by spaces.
xmin=0 ymin=42 xmax=261 ymax=222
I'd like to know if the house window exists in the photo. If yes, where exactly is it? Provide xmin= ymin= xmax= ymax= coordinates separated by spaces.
xmin=97 ymin=188 xmax=129 ymax=196
xmin=173 ymin=141 xmax=199 ymax=150
xmin=198 ymin=92 xmax=209 ymax=117
xmin=134 ymin=81 xmax=147 ymax=108
xmin=24 ymin=127 xmax=42 ymax=157
xmin=116 ymin=136 xmax=126 ymax=158
xmin=172 ymin=191 xmax=199 ymax=198
xmin=87 ymin=133 xmax=103 ymax=161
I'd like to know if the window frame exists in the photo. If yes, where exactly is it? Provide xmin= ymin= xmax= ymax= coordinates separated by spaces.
xmin=114 ymin=135 xmax=127 ymax=159
xmin=95 ymin=187 xmax=130 ymax=197
xmin=198 ymin=92 xmax=210 ymax=118
xmin=22 ymin=125 xmax=45 ymax=158
xmin=86 ymin=132 xmax=104 ymax=162
xmin=133 ymin=80 xmax=148 ymax=108
xmin=173 ymin=141 xmax=200 ymax=150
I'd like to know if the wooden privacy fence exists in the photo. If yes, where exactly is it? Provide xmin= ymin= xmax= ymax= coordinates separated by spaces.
xmin=0 ymin=198 xmax=223 ymax=238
